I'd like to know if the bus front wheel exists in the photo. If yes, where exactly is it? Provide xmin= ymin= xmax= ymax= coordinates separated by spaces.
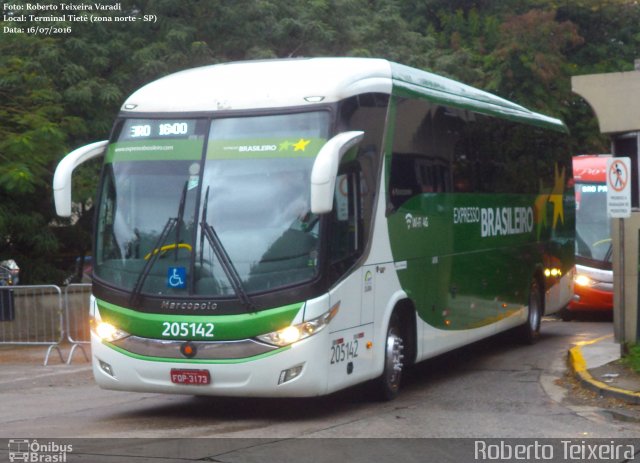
xmin=375 ymin=313 xmax=405 ymax=401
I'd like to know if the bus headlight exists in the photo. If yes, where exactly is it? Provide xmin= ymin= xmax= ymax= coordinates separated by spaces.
xmin=92 ymin=320 xmax=130 ymax=343
xmin=256 ymin=303 xmax=339 ymax=347
xmin=575 ymin=274 xmax=595 ymax=287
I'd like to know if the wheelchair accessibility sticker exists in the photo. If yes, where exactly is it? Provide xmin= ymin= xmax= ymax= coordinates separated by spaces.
xmin=168 ymin=267 xmax=187 ymax=288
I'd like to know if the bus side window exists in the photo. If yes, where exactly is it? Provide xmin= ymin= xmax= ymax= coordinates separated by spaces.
xmin=388 ymin=154 xmax=451 ymax=210
xmin=416 ymin=159 xmax=450 ymax=193
xmin=329 ymin=168 xmax=363 ymax=273
xmin=388 ymin=98 xmax=455 ymax=212
xmin=388 ymin=155 xmax=420 ymax=209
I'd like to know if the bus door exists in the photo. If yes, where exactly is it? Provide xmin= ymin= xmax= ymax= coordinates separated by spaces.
xmin=329 ymin=171 xmax=367 ymax=327
xmin=326 ymin=169 xmax=378 ymax=388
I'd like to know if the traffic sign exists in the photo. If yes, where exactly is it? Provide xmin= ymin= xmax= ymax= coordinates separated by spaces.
xmin=606 ymin=157 xmax=631 ymax=218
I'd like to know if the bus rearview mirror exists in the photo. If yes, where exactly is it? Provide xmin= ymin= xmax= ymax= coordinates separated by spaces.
xmin=310 ymin=131 xmax=364 ymax=214
xmin=53 ymin=140 xmax=108 ymax=217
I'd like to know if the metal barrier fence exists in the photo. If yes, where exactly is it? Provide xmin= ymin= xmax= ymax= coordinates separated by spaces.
xmin=64 ymin=283 xmax=92 ymax=365
xmin=0 ymin=285 xmax=65 ymax=365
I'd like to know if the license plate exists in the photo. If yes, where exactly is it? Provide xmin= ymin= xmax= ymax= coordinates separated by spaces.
xmin=170 ymin=369 xmax=210 ymax=385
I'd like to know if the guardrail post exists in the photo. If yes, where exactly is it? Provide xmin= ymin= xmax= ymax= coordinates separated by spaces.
xmin=0 ymin=285 xmax=65 ymax=365
xmin=64 ymin=283 xmax=92 ymax=365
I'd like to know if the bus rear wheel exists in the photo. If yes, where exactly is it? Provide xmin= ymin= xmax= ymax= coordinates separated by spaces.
xmin=519 ymin=279 xmax=543 ymax=344
xmin=375 ymin=313 xmax=405 ymax=401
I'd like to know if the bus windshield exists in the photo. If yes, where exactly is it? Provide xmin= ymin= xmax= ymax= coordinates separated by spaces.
xmin=574 ymin=181 xmax=611 ymax=266
xmin=95 ymin=112 xmax=330 ymax=300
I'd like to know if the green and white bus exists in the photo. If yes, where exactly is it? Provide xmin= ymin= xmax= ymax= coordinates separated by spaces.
xmin=54 ymin=58 xmax=575 ymax=399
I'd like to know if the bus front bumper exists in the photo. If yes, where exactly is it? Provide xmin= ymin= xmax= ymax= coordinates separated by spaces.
xmin=90 ymin=331 xmax=331 ymax=397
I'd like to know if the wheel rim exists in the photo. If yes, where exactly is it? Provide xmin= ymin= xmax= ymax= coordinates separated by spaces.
xmin=384 ymin=327 xmax=404 ymax=392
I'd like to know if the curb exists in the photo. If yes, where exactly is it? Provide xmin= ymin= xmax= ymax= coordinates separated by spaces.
xmin=568 ymin=343 xmax=640 ymax=405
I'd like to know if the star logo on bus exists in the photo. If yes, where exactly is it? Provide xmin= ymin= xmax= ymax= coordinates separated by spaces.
xmin=534 ymin=164 xmax=566 ymax=238
xmin=293 ymin=138 xmax=311 ymax=151
xmin=534 ymin=186 xmax=549 ymax=238
xmin=548 ymin=164 xmax=565 ymax=229
xmin=279 ymin=140 xmax=292 ymax=151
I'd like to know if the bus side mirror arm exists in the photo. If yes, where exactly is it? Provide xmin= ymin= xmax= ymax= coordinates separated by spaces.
xmin=310 ymin=131 xmax=364 ymax=214
xmin=53 ymin=140 xmax=108 ymax=217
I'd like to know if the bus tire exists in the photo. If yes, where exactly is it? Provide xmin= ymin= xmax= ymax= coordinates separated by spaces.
xmin=375 ymin=312 xmax=405 ymax=401
xmin=519 ymin=278 xmax=543 ymax=344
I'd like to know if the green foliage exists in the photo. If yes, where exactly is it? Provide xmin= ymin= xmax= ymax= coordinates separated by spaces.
xmin=1 ymin=0 xmax=638 ymax=282
xmin=621 ymin=344 xmax=640 ymax=374
xmin=485 ymin=10 xmax=583 ymax=112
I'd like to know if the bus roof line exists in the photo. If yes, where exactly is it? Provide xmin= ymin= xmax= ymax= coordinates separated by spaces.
xmin=392 ymin=79 xmax=568 ymax=133
xmin=118 ymin=57 xmax=567 ymax=133
xmin=389 ymin=63 xmax=567 ymax=133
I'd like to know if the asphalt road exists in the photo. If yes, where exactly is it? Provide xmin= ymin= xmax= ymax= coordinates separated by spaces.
xmin=0 ymin=317 xmax=638 ymax=462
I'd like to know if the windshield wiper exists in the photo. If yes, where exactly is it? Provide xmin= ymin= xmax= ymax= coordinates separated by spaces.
xmin=129 ymin=217 xmax=177 ymax=306
xmin=605 ymin=242 xmax=613 ymax=263
xmin=175 ymin=181 xmax=188 ymax=261
xmin=200 ymin=217 xmax=255 ymax=312
xmin=199 ymin=186 xmax=210 ymax=269
xmin=129 ymin=181 xmax=188 ymax=306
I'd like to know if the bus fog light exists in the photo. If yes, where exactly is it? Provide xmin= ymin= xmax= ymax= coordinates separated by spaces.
xmin=544 ymin=267 xmax=562 ymax=278
xmin=278 ymin=364 xmax=304 ymax=385
xmin=99 ymin=359 xmax=115 ymax=377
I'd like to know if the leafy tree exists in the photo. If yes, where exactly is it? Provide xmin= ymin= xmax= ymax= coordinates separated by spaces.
xmin=0 ymin=34 xmax=69 ymax=282
xmin=484 ymin=10 xmax=583 ymax=111
xmin=1 ymin=0 xmax=639 ymax=282
xmin=558 ymin=0 xmax=640 ymax=152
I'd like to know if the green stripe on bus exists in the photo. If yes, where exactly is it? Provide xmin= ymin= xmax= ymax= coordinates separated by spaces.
xmin=106 ymin=139 xmax=204 ymax=163
xmin=96 ymin=299 xmax=303 ymax=341
xmin=206 ymin=137 xmax=326 ymax=160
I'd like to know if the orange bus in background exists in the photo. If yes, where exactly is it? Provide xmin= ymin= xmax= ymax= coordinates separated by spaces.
xmin=566 ymin=155 xmax=613 ymax=319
